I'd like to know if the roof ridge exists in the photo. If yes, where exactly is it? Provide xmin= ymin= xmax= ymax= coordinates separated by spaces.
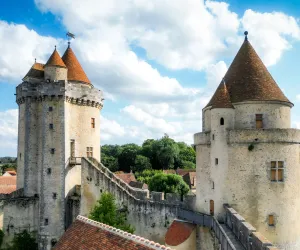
xmin=77 ymin=215 xmax=172 ymax=250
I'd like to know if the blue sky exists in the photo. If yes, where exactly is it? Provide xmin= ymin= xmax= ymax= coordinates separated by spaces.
xmin=1 ymin=0 xmax=300 ymax=156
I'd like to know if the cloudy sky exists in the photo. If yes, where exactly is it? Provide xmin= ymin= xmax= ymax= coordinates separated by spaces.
xmin=1 ymin=0 xmax=300 ymax=156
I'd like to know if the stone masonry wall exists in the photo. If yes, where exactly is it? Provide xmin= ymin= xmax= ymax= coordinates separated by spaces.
xmin=80 ymin=157 xmax=196 ymax=244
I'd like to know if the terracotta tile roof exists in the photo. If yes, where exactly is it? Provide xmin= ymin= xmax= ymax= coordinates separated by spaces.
xmin=115 ymin=173 xmax=137 ymax=184
xmin=23 ymin=62 xmax=44 ymax=80
xmin=165 ymin=220 xmax=196 ymax=246
xmin=206 ymin=38 xmax=292 ymax=108
xmin=176 ymin=169 xmax=196 ymax=176
xmin=54 ymin=216 xmax=172 ymax=250
xmin=0 ymin=176 xmax=16 ymax=194
xmin=206 ymin=81 xmax=234 ymax=109
xmin=62 ymin=46 xmax=91 ymax=84
xmin=129 ymin=181 xmax=148 ymax=190
xmin=45 ymin=49 xmax=66 ymax=68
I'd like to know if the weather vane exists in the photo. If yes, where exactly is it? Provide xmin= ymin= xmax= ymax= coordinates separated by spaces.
xmin=66 ymin=32 xmax=75 ymax=46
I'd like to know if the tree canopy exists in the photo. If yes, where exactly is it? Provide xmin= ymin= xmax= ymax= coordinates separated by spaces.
xmin=148 ymin=173 xmax=190 ymax=196
xmin=89 ymin=192 xmax=134 ymax=233
xmin=101 ymin=135 xmax=195 ymax=173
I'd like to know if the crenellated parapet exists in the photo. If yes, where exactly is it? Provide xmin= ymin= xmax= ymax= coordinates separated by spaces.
xmin=16 ymin=80 xmax=103 ymax=109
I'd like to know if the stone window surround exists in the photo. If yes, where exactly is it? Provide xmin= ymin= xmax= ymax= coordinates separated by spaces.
xmin=270 ymin=161 xmax=284 ymax=182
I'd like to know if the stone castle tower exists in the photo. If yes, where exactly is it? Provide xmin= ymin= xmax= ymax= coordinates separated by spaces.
xmin=194 ymin=33 xmax=300 ymax=249
xmin=14 ymin=43 xmax=103 ymax=249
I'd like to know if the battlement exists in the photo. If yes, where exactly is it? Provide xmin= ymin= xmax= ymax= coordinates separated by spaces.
xmin=16 ymin=81 xmax=103 ymax=109
xmin=224 ymin=205 xmax=280 ymax=250
xmin=86 ymin=157 xmax=195 ymax=207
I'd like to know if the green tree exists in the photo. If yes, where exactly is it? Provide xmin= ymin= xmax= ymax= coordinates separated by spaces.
xmin=132 ymin=155 xmax=152 ymax=172
xmin=135 ymin=169 xmax=162 ymax=184
xmin=152 ymin=135 xmax=180 ymax=169
xmin=4 ymin=230 xmax=38 ymax=250
xmin=89 ymin=192 xmax=134 ymax=233
xmin=148 ymin=173 xmax=189 ymax=196
xmin=101 ymin=145 xmax=122 ymax=158
xmin=101 ymin=154 xmax=119 ymax=172
xmin=118 ymin=144 xmax=142 ymax=172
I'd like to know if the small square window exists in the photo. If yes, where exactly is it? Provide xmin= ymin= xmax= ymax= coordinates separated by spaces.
xmin=45 ymin=218 xmax=49 ymax=225
xmin=51 ymin=148 xmax=55 ymax=154
xmin=53 ymin=193 xmax=57 ymax=199
xmin=49 ymin=107 xmax=53 ymax=112
xmin=49 ymin=124 xmax=54 ymax=129
xmin=271 ymin=161 xmax=276 ymax=168
xmin=47 ymin=168 xmax=52 ymax=174
xmin=215 ymin=158 xmax=218 ymax=165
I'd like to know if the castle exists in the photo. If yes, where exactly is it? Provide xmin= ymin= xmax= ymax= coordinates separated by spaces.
xmin=0 ymin=32 xmax=298 ymax=250
xmin=194 ymin=32 xmax=300 ymax=249
xmin=5 ymin=43 xmax=103 ymax=249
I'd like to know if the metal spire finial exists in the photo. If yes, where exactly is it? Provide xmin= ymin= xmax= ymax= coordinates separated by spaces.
xmin=55 ymin=45 xmax=57 ymax=50
xmin=35 ymin=58 xmax=36 ymax=63
xmin=244 ymin=31 xmax=248 ymax=41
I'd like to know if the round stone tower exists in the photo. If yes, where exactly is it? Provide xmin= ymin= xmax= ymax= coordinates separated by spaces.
xmin=195 ymin=33 xmax=300 ymax=249
xmin=15 ymin=44 xmax=103 ymax=250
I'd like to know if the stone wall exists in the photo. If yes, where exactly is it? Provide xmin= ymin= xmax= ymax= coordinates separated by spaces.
xmin=80 ymin=157 xmax=196 ymax=244
xmin=224 ymin=206 xmax=280 ymax=250
xmin=0 ymin=189 xmax=39 ymax=248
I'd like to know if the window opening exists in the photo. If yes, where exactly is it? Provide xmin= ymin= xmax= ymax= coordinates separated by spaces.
xmin=215 ymin=158 xmax=218 ymax=165
xmin=51 ymin=148 xmax=55 ymax=154
xmin=271 ymin=161 xmax=284 ymax=182
xmin=53 ymin=193 xmax=57 ymax=199
xmin=45 ymin=218 xmax=49 ymax=225
xmin=47 ymin=168 xmax=52 ymax=174
xmin=210 ymin=200 xmax=214 ymax=216
xmin=87 ymin=147 xmax=93 ymax=157
xmin=256 ymin=114 xmax=263 ymax=129
xmin=268 ymin=215 xmax=274 ymax=226
xmin=220 ymin=118 xmax=224 ymax=125
xmin=49 ymin=124 xmax=54 ymax=129
xmin=212 ymin=134 xmax=215 ymax=140
xmin=49 ymin=107 xmax=53 ymax=112
xmin=212 ymin=181 xmax=214 ymax=190
xmin=91 ymin=118 xmax=95 ymax=128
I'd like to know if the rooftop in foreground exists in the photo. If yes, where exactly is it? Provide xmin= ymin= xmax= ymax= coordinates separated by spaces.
xmin=54 ymin=215 xmax=172 ymax=250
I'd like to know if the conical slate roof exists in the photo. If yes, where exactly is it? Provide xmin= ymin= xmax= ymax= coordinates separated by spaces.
xmin=207 ymin=81 xmax=234 ymax=109
xmin=206 ymin=36 xmax=292 ymax=109
xmin=62 ymin=46 xmax=91 ymax=84
xmin=45 ymin=49 xmax=66 ymax=68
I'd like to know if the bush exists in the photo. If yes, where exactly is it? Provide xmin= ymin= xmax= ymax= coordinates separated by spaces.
xmin=4 ymin=230 xmax=38 ymax=250
xmin=148 ymin=173 xmax=189 ymax=196
xmin=89 ymin=192 xmax=134 ymax=233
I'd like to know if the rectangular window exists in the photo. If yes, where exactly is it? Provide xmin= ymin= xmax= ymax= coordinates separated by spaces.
xmin=87 ymin=147 xmax=93 ymax=157
xmin=270 ymin=161 xmax=284 ymax=182
xmin=268 ymin=215 xmax=274 ymax=226
xmin=256 ymin=114 xmax=263 ymax=129
xmin=49 ymin=107 xmax=53 ymax=112
xmin=47 ymin=168 xmax=52 ymax=174
xmin=53 ymin=193 xmax=57 ymax=199
xmin=91 ymin=118 xmax=95 ymax=128
xmin=45 ymin=218 xmax=49 ymax=225
xmin=215 ymin=158 xmax=218 ymax=165
xmin=51 ymin=148 xmax=55 ymax=154
xmin=49 ymin=124 xmax=54 ymax=129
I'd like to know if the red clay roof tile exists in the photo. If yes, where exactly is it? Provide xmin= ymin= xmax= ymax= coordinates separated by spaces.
xmin=165 ymin=220 xmax=196 ymax=246
xmin=115 ymin=173 xmax=137 ymax=184
xmin=45 ymin=49 xmax=66 ymax=68
xmin=206 ymin=38 xmax=292 ymax=108
xmin=62 ymin=46 xmax=91 ymax=84
xmin=54 ymin=216 xmax=171 ymax=250
xmin=23 ymin=62 xmax=44 ymax=80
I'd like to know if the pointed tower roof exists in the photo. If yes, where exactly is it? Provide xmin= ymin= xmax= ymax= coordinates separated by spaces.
xmin=45 ymin=47 xmax=66 ymax=68
xmin=23 ymin=62 xmax=45 ymax=80
xmin=62 ymin=45 xmax=91 ymax=84
xmin=206 ymin=32 xmax=292 ymax=109
xmin=206 ymin=80 xmax=234 ymax=109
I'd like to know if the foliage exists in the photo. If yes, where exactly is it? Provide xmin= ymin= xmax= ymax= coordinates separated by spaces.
xmin=0 ymin=229 xmax=3 ymax=247
xmin=248 ymin=144 xmax=254 ymax=151
xmin=132 ymin=155 xmax=152 ymax=172
xmin=117 ymin=144 xmax=142 ymax=172
xmin=135 ymin=169 xmax=162 ymax=184
xmin=4 ymin=230 xmax=38 ymax=250
xmin=100 ymin=135 xmax=196 ymax=173
xmin=148 ymin=173 xmax=190 ymax=196
xmin=89 ymin=192 xmax=134 ymax=233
